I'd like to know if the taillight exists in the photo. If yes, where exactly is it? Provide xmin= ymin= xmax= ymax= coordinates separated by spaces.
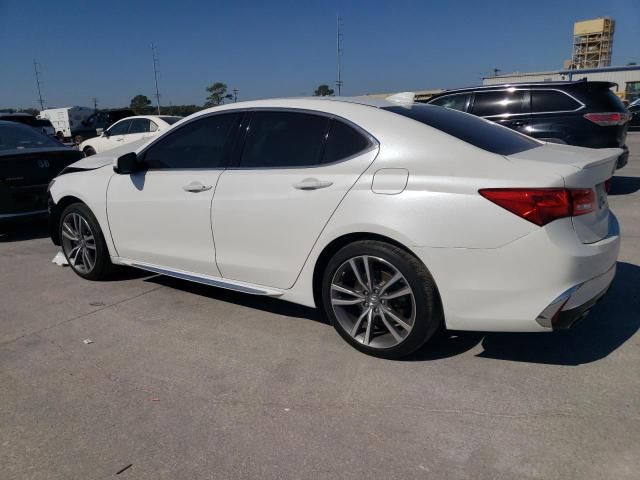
xmin=604 ymin=178 xmax=612 ymax=193
xmin=479 ymin=188 xmax=596 ymax=226
xmin=583 ymin=112 xmax=631 ymax=126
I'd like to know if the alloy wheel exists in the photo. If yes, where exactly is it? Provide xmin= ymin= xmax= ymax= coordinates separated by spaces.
xmin=61 ymin=213 xmax=97 ymax=274
xmin=330 ymin=255 xmax=416 ymax=349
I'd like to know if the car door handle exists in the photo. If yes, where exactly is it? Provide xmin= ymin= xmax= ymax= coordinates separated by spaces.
xmin=182 ymin=182 xmax=213 ymax=192
xmin=293 ymin=178 xmax=333 ymax=190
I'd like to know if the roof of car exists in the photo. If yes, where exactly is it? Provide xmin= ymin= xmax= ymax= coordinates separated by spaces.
xmin=0 ymin=112 xmax=36 ymax=117
xmin=429 ymin=80 xmax=615 ymax=97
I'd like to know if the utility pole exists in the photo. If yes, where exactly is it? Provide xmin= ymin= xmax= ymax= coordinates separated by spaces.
xmin=336 ymin=14 xmax=343 ymax=96
xmin=233 ymin=88 xmax=238 ymax=102
xmin=33 ymin=59 xmax=45 ymax=110
xmin=151 ymin=43 xmax=161 ymax=115
xmin=91 ymin=97 xmax=98 ymax=111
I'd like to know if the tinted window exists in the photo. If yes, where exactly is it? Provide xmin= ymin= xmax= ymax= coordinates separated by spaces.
xmin=107 ymin=120 xmax=131 ymax=135
xmin=0 ymin=122 xmax=61 ymax=151
xmin=532 ymin=90 xmax=580 ymax=112
xmin=383 ymin=104 xmax=539 ymax=156
xmin=160 ymin=116 xmax=182 ymax=125
xmin=240 ymin=112 xmax=328 ymax=168
xmin=429 ymin=93 xmax=470 ymax=112
xmin=142 ymin=113 xmax=240 ymax=169
xmin=323 ymin=120 xmax=370 ymax=163
xmin=128 ymin=118 xmax=151 ymax=134
xmin=472 ymin=90 xmax=525 ymax=117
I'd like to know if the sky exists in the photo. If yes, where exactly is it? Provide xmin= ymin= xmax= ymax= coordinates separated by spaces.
xmin=1 ymin=0 xmax=639 ymax=109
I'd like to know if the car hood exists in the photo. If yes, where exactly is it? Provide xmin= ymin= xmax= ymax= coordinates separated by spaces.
xmin=69 ymin=139 xmax=149 ymax=170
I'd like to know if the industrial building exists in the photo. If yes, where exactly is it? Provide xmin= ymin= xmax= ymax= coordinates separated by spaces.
xmin=483 ymin=65 xmax=640 ymax=103
xmin=567 ymin=17 xmax=615 ymax=69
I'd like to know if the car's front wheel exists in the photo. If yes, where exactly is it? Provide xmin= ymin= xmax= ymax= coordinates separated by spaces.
xmin=59 ymin=203 xmax=113 ymax=280
xmin=321 ymin=240 xmax=443 ymax=359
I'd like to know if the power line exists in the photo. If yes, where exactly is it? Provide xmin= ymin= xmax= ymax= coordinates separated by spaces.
xmin=336 ymin=14 xmax=343 ymax=96
xmin=33 ymin=59 xmax=45 ymax=110
xmin=151 ymin=43 xmax=161 ymax=115
xmin=91 ymin=97 xmax=98 ymax=111
xmin=233 ymin=88 xmax=239 ymax=102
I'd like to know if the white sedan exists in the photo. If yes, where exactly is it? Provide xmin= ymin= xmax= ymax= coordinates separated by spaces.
xmin=47 ymin=97 xmax=620 ymax=358
xmin=79 ymin=115 xmax=182 ymax=156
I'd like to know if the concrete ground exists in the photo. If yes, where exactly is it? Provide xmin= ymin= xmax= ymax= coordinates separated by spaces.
xmin=1 ymin=134 xmax=639 ymax=480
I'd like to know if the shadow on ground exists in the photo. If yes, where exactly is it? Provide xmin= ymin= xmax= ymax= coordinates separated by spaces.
xmin=610 ymin=176 xmax=640 ymax=196
xmin=147 ymin=262 xmax=640 ymax=366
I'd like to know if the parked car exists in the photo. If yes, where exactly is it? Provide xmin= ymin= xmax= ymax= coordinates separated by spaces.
xmin=0 ymin=113 xmax=57 ymax=138
xmin=72 ymin=108 xmax=136 ymax=144
xmin=39 ymin=106 xmax=94 ymax=142
xmin=48 ymin=98 xmax=620 ymax=358
xmin=0 ymin=121 xmax=82 ymax=224
xmin=78 ymin=115 xmax=182 ymax=156
xmin=628 ymin=102 xmax=640 ymax=130
xmin=425 ymin=81 xmax=631 ymax=168
xmin=35 ymin=118 xmax=55 ymax=137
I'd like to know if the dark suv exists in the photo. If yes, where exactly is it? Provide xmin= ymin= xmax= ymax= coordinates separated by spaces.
xmin=424 ymin=81 xmax=630 ymax=168
xmin=72 ymin=108 xmax=136 ymax=144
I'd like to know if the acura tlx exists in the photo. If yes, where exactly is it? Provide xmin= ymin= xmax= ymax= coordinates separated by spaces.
xmin=47 ymin=96 xmax=620 ymax=358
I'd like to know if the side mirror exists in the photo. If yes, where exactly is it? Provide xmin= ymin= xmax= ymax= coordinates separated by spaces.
xmin=114 ymin=152 xmax=138 ymax=174
xmin=103 ymin=130 xmax=110 ymax=138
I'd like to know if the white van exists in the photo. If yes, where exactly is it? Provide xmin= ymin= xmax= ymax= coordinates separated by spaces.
xmin=39 ymin=107 xmax=93 ymax=142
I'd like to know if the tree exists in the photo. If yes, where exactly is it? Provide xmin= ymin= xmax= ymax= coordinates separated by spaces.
xmin=313 ymin=84 xmax=334 ymax=96
xmin=130 ymin=95 xmax=152 ymax=114
xmin=627 ymin=62 xmax=637 ymax=66
xmin=205 ymin=82 xmax=233 ymax=107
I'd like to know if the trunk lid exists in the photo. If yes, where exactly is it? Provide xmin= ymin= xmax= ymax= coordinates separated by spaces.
xmin=507 ymin=143 xmax=619 ymax=243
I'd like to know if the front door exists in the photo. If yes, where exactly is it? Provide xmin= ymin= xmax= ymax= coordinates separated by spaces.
xmin=107 ymin=112 xmax=241 ymax=276
xmin=213 ymin=111 xmax=378 ymax=289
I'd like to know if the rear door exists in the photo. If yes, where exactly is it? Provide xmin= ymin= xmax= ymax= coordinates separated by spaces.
xmin=529 ymin=89 xmax=585 ymax=144
xmin=470 ymin=89 xmax=532 ymax=135
xmin=212 ymin=110 xmax=378 ymax=289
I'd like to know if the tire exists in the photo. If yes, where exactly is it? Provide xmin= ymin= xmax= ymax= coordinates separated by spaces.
xmin=56 ymin=131 xmax=64 ymax=142
xmin=321 ymin=240 xmax=442 ymax=359
xmin=59 ymin=203 xmax=114 ymax=280
xmin=74 ymin=135 xmax=84 ymax=145
xmin=83 ymin=146 xmax=96 ymax=157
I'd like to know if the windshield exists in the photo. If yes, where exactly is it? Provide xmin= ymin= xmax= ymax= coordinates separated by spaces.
xmin=160 ymin=116 xmax=182 ymax=125
xmin=0 ymin=122 xmax=62 ymax=151
xmin=383 ymin=104 xmax=540 ymax=155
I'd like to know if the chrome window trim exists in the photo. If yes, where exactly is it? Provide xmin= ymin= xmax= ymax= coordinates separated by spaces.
xmin=426 ymin=92 xmax=471 ymax=112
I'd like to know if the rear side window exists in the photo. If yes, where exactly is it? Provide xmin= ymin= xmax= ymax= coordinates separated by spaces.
xmin=531 ymin=90 xmax=581 ymax=112
xmin=383 ymin=104 xmax=539 ymax=156
xmin=323 ymin=120 xmax=370 ymax=163
xmin=240 ymin=112 xmax=329 ymax=168
xmin=428 ymin=93 xmax=470 ymax=112
xmin=471 ymin=90 xmax=525 ymax=117
xmin=142 ymin=113 xmax=240 ymax=169
xmin=128 ymin=119 xmax=151 ymax=134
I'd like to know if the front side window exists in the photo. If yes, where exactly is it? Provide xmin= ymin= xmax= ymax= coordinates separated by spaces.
xmin=107 ymin=120 xmax=131 ymax=136
xmin=142 ymin=113 xmax=240 ymax=169
xmin=531 ymin=90 xmax=581 ymax=112
xmin=128 ymin=118 xmax=151 ymax=134
xmin=429 ymin=93 xmax=470 ymax=112
xmin=240 ymin=112 xmax=329 ymax=168
xmin=471 ymin=90 xmax=525 ymax=117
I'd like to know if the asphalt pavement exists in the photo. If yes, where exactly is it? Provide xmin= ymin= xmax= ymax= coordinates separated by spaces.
xmin=1 ymin=134 xmax=639 ymax=479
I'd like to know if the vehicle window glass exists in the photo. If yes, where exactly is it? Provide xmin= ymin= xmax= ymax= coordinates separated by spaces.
xmin=142 ymin=113 xmax=240 ymax=169
xmin=240 ymin=112 xmax=329 ymax=168
xmin=0 ymin=122 xmax=61 ymax=151
xmin=149 ymin=121 xmax=158 ymax=132
xmin=383 ymin=104 xmax=539 ymax=156
xmin=429 ymin=93 xmax=470 ymax=112
xmin=323 ymin=120 xmax=370 ymax=163
xmin=107 ymin=120 xmax=131 ymax=135
xmin=531 ymin=90 xmax=580 ymax=112
xmin=160 ymin=116 xmax=182 ymax=125
xmin=128 ymin=119 xmax=151 ymax=134
xmin=471 ymin=90 xmax=525 ymax=117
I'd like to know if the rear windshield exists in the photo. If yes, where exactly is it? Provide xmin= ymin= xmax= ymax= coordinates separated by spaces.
xmin=160 ymin=116 xmax=182 ymax=125
xmin=0 ymin=115 xmax=38 ymax=127
xmin=383 ymin=104 xmax=540 ymax=155
xmin=0 ymin=122 xmax=61 ymax=151
xmin=578 ymin=84 xmax=627 ymax=112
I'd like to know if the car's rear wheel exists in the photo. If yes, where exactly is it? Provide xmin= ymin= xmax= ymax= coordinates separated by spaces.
xmin=56 ymin=131 xmax=64 ymax=142
xmin=59 ymin=203 xmax=113 ymax=280
xmin=321 ymin=240 xmax=442 ymax=359
xmin=83 ymin=146 xmax=96 ymax=157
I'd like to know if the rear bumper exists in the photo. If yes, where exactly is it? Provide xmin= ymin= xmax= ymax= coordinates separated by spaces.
xmin=412 ymin=214 xmax=620 ymax=332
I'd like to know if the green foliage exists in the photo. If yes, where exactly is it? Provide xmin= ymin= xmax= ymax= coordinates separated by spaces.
xmin=313 ymin=84 xmax=335 ymax=96
xmin=205 ymin=82 xmax=233 ymax=107
xmin=130 ymin=94 xmax=152 ymax=114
